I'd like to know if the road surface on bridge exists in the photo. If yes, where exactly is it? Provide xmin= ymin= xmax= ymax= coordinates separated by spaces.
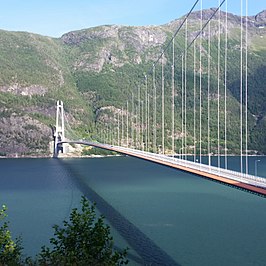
xmin=60 ymin=140 xmax=266 ymax=197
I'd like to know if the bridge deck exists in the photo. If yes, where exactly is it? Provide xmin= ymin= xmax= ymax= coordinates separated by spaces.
xmin=61 ymin=141 xmax=266 ymax=197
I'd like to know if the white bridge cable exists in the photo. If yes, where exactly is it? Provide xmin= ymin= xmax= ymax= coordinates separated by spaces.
xmin=135 ymin=100 xmax=138 ymax=146
xmin=184 ymin=18 xmax=188 ymax=160
xmin=153 ymin=65 xmax=157 ymax=153
xmin=141 ymin=100 xmax=144 ymax=151
xmin=106 ymin=0 xmax=236 ymax=172
xmin=185 ymin=0 xmax=226 ymax=53
xmin=131 ymin=92 xmax=134 ymax=148
xmin=138 ymin=86 xmax=141 ymax=149
xmin=145 ymin=75 xmax=148 ymax=151
xmin=240 ymin=0 xmax=243 ymax=174
xmin=171 ymin=38 xmax=175 ymax=156
xmin=147 ymin=92 xmax=150 ymax=151
xmin=193 ymin=40 xmax=197 ymax=162
xmin=136 ymin=1 xmax=203 ymax=160
xmin=146 ymin=75 xmax=150 ymax=152
xmin=224 ymin=0 xmax=228 ymax=169
xmin=151 ymin=0 xmax=200 ymax=69
xmin=199 ymin=0 xmax=202 ymax=165
xmin=245 ymin=0 xmax=249 ymax=174
xmin=181 ymin=55 xmax=184 ymax=159
xmin=161 ymin=54 xmax=165 ymax=154
xmin=131 ymin=0 xmax=226 ymax=157
xmin=63 ymin=113 xmax=80 ymax=142
xmin=217 ymin=0 xmax=221 ymax=170
xmin=174 ymin=0 xmax=226 ymax=165
xmin=207 ymin=20 xmax=211 ymax=166
xmin=64 ymin=0 xmax=254 ymax=185
xmin=119 ymin=0 xmax=201 ymax=156
xmin=117 ymin=111 xmax=120 ymax=146
xmin=126 ymin=101 xmax=129 ymax=147
xmin=121 ymin=107 xmax=124 ymax=146
xmin=132 ymin=0 xmax=202 ymax=156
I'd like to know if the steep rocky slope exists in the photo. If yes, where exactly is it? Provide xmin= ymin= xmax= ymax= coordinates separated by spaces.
xmin=0 ymin=9 xmax=265 ymax=156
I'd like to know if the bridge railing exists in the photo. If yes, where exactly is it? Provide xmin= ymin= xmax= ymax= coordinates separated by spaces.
xmin=60 ymin=140 xmax=266 ymax=189
xmin=108 ymin=144 xmax=266 ymax=188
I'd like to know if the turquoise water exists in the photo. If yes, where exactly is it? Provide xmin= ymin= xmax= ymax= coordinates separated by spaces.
xmin=188 ymin=155 xmax=266 ymax=176
xmin=0 ymin=156 xmax=266 ymax=265
xmin=0 ymin=158 xmax=83 ymax=256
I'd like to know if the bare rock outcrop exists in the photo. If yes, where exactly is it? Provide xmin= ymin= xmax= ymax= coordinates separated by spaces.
xmin=0 ymin=84 xmax=48 ymax=96
xmin=0 ymin=114 xmax=52 ymax=156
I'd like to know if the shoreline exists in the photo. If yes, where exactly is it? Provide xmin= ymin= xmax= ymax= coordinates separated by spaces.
xmin=0 ymin=154 xmax=122 ymax=159
xmin=0 ymin=153 xmax=264 ymax=159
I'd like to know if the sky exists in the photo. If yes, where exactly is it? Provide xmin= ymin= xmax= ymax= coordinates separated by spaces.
xmin=0 ymin=0 xmax=265 ymax=37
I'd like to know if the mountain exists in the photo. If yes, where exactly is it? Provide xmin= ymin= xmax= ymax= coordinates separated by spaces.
xmin=0 ymin=9 xmax=265 ymax=156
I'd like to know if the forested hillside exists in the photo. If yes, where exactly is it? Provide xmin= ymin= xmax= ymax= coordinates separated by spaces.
xmin=0 ymin=9 xmax=265 ymax=156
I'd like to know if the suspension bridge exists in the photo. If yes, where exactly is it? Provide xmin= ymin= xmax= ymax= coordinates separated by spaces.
xmin=53 ymin=0 xmax=266 ymax=197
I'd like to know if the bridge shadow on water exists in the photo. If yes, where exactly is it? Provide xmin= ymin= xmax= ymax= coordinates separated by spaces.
xmin=58 ymin=159 xmax=180 ymax=266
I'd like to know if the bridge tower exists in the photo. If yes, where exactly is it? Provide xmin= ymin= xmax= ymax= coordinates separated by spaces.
xmin=54 ymin=100 xmax=65 ymax=156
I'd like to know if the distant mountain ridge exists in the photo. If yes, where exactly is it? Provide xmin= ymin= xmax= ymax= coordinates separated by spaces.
xmin=0 ymin=9 xmax=265 ymax=156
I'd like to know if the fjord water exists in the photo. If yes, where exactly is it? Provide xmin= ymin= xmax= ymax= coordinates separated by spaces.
xmin=0 ymin=156 xmax=266 ymax=265
xmin=0 ymin=158 xmax=83 ymax=256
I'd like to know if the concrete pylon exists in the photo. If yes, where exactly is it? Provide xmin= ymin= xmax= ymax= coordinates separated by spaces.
xmin=54 ymin=100 xmax=65 ymax=157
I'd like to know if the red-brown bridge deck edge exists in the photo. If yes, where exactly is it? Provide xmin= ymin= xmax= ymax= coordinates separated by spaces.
xmin=111 ymin=147 xmax=266 ymax=197
xmin=62 ymin=142 xmax=266 ymax=197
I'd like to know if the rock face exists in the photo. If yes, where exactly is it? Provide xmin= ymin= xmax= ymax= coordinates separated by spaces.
xmin=62 ymin=25 xmax=167 ymax=73
xmin=62 ymin=25 xmax=167 ymax=49
xmin=0 ymin=114 xmax=52 ymax=157
xmin=255 ymin=10 xmax=266 ymax=25
xmin=61 ymin=25 xmax=122 ymax=44
xmin=0 ymin=85 xmax=48 ymax=96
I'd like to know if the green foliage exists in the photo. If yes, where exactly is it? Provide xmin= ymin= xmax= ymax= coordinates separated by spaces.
xmin=249 ymin=117 xmax=266 ymax=154
xmin=0 ymin=205 xmax=22 ymax=265
xmin=0 ymin=13 xmax=266 ymax=155
xmin=0 ymin=198 xmax=128 ymax=265
xmin=37 ymin=196 xmax=128 ymax=266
